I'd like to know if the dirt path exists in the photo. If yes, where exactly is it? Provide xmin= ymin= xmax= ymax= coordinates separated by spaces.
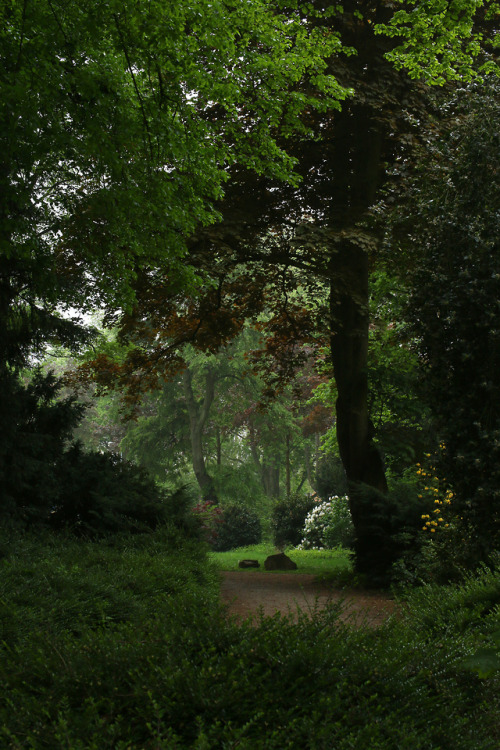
xmin=220 ymin=571 xmax=396 ymax=627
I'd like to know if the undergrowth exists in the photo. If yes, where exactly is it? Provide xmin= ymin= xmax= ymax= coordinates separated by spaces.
xmin=0 ymin=529 xmax=498 ymax=749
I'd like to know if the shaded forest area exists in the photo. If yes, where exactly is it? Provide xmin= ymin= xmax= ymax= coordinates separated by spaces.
xmin=1 ymin=1 xmax=499 ymax=746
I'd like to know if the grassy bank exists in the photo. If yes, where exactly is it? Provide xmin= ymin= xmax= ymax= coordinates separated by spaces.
xmin=0 ymin=529 xmax=498 ymax=748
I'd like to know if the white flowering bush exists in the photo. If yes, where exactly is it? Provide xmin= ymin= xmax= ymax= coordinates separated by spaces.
xmin=297 ymin=495 xmax=355 ymax=550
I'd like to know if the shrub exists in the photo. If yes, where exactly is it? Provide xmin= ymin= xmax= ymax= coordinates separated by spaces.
xmin=0 ymin=368 xmax=191 ymax=539
xmin=211 ymin=504 xmax=262 ymax=552
xmin=271 ymin=493 xmax=316 ymax=548
xmin=47 ymin=446 xmax=194 ymax=537
xmin=315 ymin=456 xmax=348 ymax=500
xmin=298 ymin=496 xmax=354 ymax=550
xmin=0 ymin=368 xmax=85 ymax=523
xmin=191 ymin=501 xmax=224 ymax=546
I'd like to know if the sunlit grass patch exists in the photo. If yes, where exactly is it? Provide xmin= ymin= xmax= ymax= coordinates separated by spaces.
xmin=209 ymin=543 xmax=353 ymax=578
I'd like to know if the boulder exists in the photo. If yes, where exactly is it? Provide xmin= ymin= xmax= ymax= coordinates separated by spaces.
xmin=238 ymin=559 xmax=260 ymax=568
xmin=264 ymin=552 xmax=297 ymax=571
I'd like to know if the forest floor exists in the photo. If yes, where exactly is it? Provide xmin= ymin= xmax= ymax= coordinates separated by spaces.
xmin=220 ymin=571 xmax=397 ymax=627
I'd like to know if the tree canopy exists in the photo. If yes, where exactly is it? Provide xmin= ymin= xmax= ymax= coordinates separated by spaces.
xmin=1 ymin=0 xmax=498 ymax=576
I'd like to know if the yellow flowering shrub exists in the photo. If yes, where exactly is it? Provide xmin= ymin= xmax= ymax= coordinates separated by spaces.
xmin=417 ymin=449 xmax=453 ymax=533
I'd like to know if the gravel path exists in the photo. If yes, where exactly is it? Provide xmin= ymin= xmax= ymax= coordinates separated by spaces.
xmin=220 ymin=571 xmax=397 ymax=626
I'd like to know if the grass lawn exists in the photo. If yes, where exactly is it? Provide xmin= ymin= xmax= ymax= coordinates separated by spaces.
xmin=209 ymin=543 xmax=353 ymax=580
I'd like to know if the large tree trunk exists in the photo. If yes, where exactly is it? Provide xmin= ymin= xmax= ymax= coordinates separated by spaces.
xmin=330 ymin=250 xmax=387 ymax=496
xmin=329 ymin=250 xmax=391 ymax=579
xmin=182 ymin=366 xmax=218 ymax=503
xmin=325 ymin=101 xmax=391 ymax=578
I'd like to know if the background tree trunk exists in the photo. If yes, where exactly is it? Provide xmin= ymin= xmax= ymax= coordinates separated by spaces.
xmin=182 ymin=366 xmax=218 ymax=503
xmin=285 ymin=432 xmax=291 ymax=497
xmin=262 ymin=461 xmax=280 ymax=498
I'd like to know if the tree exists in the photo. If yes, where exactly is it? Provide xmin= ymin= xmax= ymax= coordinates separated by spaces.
xmin=397 ymin=81 xmax=500 ymax=568
xmin=87 ymin=328 xmax=327 ymax=502
xmin=92 ymin=1 xmax=497 ymax=576
xmin=0 ymin=0 xmax=354 ymax=521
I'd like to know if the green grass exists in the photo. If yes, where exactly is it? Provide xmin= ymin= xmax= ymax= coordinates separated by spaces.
xmin=209 ymin=543 xmax=354 ymax=580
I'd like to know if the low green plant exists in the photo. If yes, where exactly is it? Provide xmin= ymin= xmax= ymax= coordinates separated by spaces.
xmin=462 ymin=629 xmax=500 ymax=679
xmin=211 ymin=504 xmax=262 ymax=552
xmin=398 ymin=556 xmax=500 ymax=637
xmin=1 ymin=531 xmax=498 ymax=749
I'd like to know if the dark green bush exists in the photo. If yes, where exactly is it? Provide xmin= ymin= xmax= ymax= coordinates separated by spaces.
xmin=0 ymin=368 xmax=85 ymax=522
xmin=211 ymin=504 xmax=262 ymax=552
xmin=50 ymin=446 xmax=179 ymax=537
xmin=271 ymin=492 xmax=316 ymax=548
xmin=315 ymin=456 xmax=348 ymax=500
xmin=0 ymin=368 xmax=194 ymax=538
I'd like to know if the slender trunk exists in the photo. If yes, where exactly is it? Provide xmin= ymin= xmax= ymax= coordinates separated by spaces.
xmin=296 ymin=470 xmax=307 ymax=494
xmin=216 ymin=426 xmax=221 ymax=467
xmin=182 ymin=366 xmax=218 ymax=503
xmin=285 ymin=432 xmax=291 ymax=497
xmin=248 ymin=420 xmax=280 ymax=498
xmin=248 ymin=420 xmax=262 ymax=475
xmin=262 ymin=461 xmax=280 ymax=498
xmin=314 ymin=433 xmax=320 ymax=479
xmin=304 ymin=445 xmax=313 ymax=489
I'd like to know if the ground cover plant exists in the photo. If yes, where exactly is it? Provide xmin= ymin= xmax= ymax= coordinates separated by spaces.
xmin=1 ymin=530 xmax=498 ymax=748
